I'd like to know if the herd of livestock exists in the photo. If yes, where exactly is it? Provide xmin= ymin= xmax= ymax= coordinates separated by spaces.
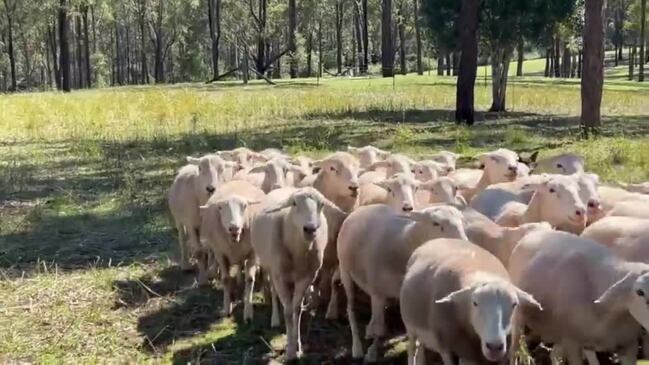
xmin=166 ymin=145 xmax=649 ymax=364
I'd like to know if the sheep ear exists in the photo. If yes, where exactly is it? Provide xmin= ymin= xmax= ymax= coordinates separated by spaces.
xmin=455 ymin=195 xmax=468 ymax=207
xmin=515 ymin=288 xmax=543 ymax=311
xmin=247 ymin=199 xmax=262 ymax=205
xmin=264 ymin=197 xmax=294 ymax=214
xmin=476 ymin=152 xmax=493 ymax=164
xmin=199 ymin=204 xmax=209 ymax=211
xmin=401 ymin=211 xmax=429 ymax=224
xmin=248 ymin=165 xmax=268 ymax=174
xmin=187 ymin=156 xmax=201 ymax=165
xmin=435 ymin=287 xmax=472 ymax=304
xmin=347 ymin=146 xmax=358 ymax=152
xmin=374 ymin=180 xmax=391 ymax=190
xmin=251 ymin=152 xmax=269 ymax=162
xmin=377 ymin=149 xmax=390 ymax=158
xmin=217 ymin=151 xmax=234 ymax=159
xmin=529 ymin=151 xmax=539 ymax=163
xmin=594 ymin=272 xmax=636 ymax=306
xmin=315 ymin=194 xmax=346 ymax=215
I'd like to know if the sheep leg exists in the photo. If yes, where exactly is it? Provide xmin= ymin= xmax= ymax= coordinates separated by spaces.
xmin=269 ymin=277 xmax=281 ymax=328
xmin=643 ymin=333 xmax=649 ymax=360
xmin=459 ymin=359 xmax=478 ymax=365
xmin=562 ymin=342 xmax=583 ymax=365
xmin=365 ymin=296 xmax=387 ymax=363
xmin=243 ymin=259 xmax=257 ymax=323
xmin=341 ymin=268 xmax=363 ymax=359
xmin=584 ymin=350 xmax=599 ymax=365
xmin=550 ymin=345 xmax=564 ymax=365
xmin=407 ymin=334 xmax=426 ymax=365
xmin=440 ymin=352 xmax=454 ymax=365
xmin=325 ymin=268 xmax=341 ymax=320
xmin=214 ymin=254 xmax=232 ymax=317
xmin=509 ymin=311 xmax=523 ymax=365
xmin=273 ymin=274 xmax=297 ymax=360
xmin=292 ymin=276 xmax=313 ymax=358
xmin=618 ymin=342 xmax=638 ymax=365
xmin=176 ymin=224 xmax=192 ymax=271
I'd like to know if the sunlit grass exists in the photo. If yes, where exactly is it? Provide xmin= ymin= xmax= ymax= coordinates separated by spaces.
xmin=0 ymin=74 xmax=648 ymax=363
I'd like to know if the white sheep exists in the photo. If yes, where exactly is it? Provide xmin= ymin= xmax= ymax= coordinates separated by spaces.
xmin=216 ymin=147 xmax=267 ymax=168
xmin=456 ymin=148 xmax=520 ymax=202
xmin=232 ymin=158 xmax=302 ymax=193
xmin=411 ymin=160 xmax=454 ymax=182
xmin=400 ymin=238 xmax=542 ymax=365
xmin=430 ymin=150 xmax=460 ymax=170
xmin=508 ymin=229 xmax=649 ymax=365
xmin=199 ymin=180 xmax=265 ymax=318
xmin=358 ymin=173 xmax=418 ymax=212
xmin=358 ymin=153 xmax=415 ymax=185
xmin=528 ymin=152 xmax=585 ymax=174
xmin=250 ymin=187 xmax=344 ymax=360
xmin=167 ymin=154 xmax=236 ymax=280
xmin=608 ymin=195 xmax=649 ymax=219
xmin=581 ymin=216 xmax=649 ymax=261
xmin=416 ymin=177 xmax=465 ymax=208
xmin=337 ymin=204 xmax=468 ymax=361
xmin=347 ymin=145 xmax=389 ymax=169
xmin=493 ymin=175 xmax=587 ymax=231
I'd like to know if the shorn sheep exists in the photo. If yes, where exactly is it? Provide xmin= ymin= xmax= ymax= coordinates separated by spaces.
xmin=509 ymin=229 xmax=649 ymax=365
xmin=400 ymin=238 xmax=542 ymax=365
xmin=337 ymin=204 xmax=468 ymax=361
xmin=250 ymin=187 xmax=345 ymax=360
xmin=168 ymin=154 xmax=236 ymax=281
xmin=199 ymin=180 xmax=265 ymax=318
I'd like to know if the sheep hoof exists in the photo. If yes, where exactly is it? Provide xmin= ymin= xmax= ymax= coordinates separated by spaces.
xmin=352 ymin=343 xmax=364 ymax=359
xmin=180 ymin=263 xmax=194 ymax=272
xmin=364 ymin=343 xmax=379 ymax=363
xmin=271 ymin=317 xmax=281 ymax=328
xmin=324 ymin=305 xmax=338 ymax=320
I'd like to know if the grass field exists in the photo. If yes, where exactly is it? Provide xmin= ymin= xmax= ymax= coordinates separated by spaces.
xmin=1 ymin=60 xmax=649 ymax=363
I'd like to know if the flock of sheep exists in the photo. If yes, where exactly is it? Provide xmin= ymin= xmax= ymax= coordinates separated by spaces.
xmin=166 ymin=145 xmax=649 ymax=363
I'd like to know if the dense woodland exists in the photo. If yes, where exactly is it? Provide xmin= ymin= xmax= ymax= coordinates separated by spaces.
xmin=0 ymin=0 xmax=647 ymax=131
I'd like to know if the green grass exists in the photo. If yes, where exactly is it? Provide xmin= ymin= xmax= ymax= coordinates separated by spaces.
xmin=1 ymin=72 xmax=648 ymax=363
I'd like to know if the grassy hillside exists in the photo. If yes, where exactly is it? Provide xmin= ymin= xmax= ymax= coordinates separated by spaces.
xmin=1 ymin=72 xmax=648 ymax=363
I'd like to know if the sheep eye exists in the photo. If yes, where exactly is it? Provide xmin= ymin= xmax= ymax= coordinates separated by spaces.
xmin=556 ymin=163 xmax=563 ymax=169
xmin=433 ymin=222 xmax=440 ymax=226
xmin=549 ymin=188 xmax=556 ymax=193
xmin=638 ymin=289 xmax=645 ymax=297
xmin=512 ymin=302 xmax=518 ymax=308
xmin=473 ymin=301 xmax=478 ymax=307
xmin=411 ymin=169 xmax=416 ymax=174
xmin=386 ymin=187 xmax=392 ymax=193
xmin=292 ymin=201 xmax=297 ymax=207
xmin=329 ymin=166 xmax=336 ymax=172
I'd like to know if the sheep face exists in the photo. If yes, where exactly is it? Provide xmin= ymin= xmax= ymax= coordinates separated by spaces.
xmin=478 ymin=149 xmax=519 ymax=184
xmin=436 ymin=281 xmax=541 ymax=363
xmin=318 ymin=154 xmax=361 ymax=198
xmin=411 ymin=161 xmax=445 ymax=182
xmin=187 ymin=155 xmax=223 ymax=197
xmin=595 ymin=271 xmax=649 ymax=332
xmin=421 ymin=177 xmax=458 ymax=204
xmin=575 ymin=173 xmax=604 ymax=224
xmin=348 ymin=146 xmax=388 ymax=168
xmin=217 ymin=196 xmax=250 ymax=243
xmin=408 ymin=205 xmax=468 ymax=241
xmin=376 ymin=173 xmax=418 ymax=212
xmin=250 ymin=159 xmax=289 ymax=191
xmin=431 ymin=151 xmax=460 ymax=170
xmin=289 ymin=192 xmax=326 ymax=241
xmin=516 ymin=162 xmax=531 ymax=178
xmin=537 ymin=177 xmax=587 ymax=229
xmin=531 ymin=153 xmax=585 ymax=175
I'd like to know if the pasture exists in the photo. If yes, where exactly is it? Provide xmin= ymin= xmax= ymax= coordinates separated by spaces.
xmin=1 ymin=68 xmax=649 ymax=363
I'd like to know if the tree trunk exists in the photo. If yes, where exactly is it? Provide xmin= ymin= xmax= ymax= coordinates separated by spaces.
xmin=306 ymin=31 xmax=313 ymax=77
xmin=413 ymin=0 xmax=423 ymax=75
xmin=354 ymin=1 xmax=364 ymax=75
xmin=444 ymin=51 xmax=453 ymax=76
xmin=489 ymin=45 xmax=513 ymax=112
xmin=82 ymin=4 xmax=91 ymax=87
xmin=207 ymin=0 xmax=221 ymax=81
xmin=138 ymin=0 xmax=148 ymax=84
xmin=437 ymin=53 xmax=444 ymax=76
xmin=581 ymin=0 xmax=606 ymax=135
xmin=614 ymin=44 xmax=619 ymax=66
xmin=381 ymin=0 xmax=394 ymax=77
xmin=335 ymin=0 xmax=344 ymax=74
xmin=48 ymin=24 xmax=61 ymax=89
xmin=59 ymin=0 xmax=71 ymax=92
xmin=456 ymin=0 xmax=479 ymax=125
xmin=554 ymin=32 xmax=561 ymax=77
xmin=318 ymin=18 xmax=323 ymax=78
xmin=452 ymin=51 xmax=459 ymax=76
xmin=640 ymin=0 xmax=646 ymax=82
xmin=362 ymin=0 xmax=369 ymax=75
xmin=562 ymin=46 xmax=571 ymax=78
xmin=288 ymin=0 xmax=297 ymax=78
xmin=3 ymin=0 xmax=17 ymax=91
xmin=516 ymin=38 xmax=524 ymax=77
xmin=577 ymin=49 xmax=582 ymax=78
xmin=629 ymin=44 xmax=636 ymax=80
xmin=545 ymin=49 xmax=550 ymax=77
xmin=76 ymin=12 xmax=83 ymax=88
xmin=397 ymin=3 xmax=407 ymax=75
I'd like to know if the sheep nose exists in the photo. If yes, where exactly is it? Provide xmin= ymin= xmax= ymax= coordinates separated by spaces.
xmin=486 ymin=342 xmax=504 ymax=352
xmin=206 ymin=186 xmax=216 ymax=194
xmin=575 ymin=207 xmax=586 ymax=218
xmin=271 ymin=184 xmax=283 ymax=190
xmin=508 ymin=165 xmax=518 ymax=172
xmin=446 ymin=166 xmax=455 ymax=173
xmin=228 ymin=225 xmax=240 ymax=234
xmin=402 ymin=205 xmax=414 ymax=212
xmin=303 ymin=226 xmax=317 ymax=234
